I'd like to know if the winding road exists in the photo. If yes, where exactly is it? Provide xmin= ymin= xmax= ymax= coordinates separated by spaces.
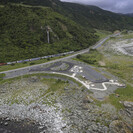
xmin=0 ymin=33 xmax=120 ymax=91
xmin=0 ymin=33 xmax=119 ymax=75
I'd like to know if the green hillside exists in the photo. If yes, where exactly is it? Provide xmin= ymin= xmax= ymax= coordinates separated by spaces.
xmin=2 ymin=0 xmax=133 ymax=31
xmin=0 ymin=4 xmax=98 ymax=62
xmin=1 ymin=0 xmax=133 ymax=62
xmin=59 ymin=3 xmax=133 ymax=31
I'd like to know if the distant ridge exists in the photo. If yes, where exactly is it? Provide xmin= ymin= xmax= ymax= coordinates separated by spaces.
xmin=1 ymin=0 xmax=133 ymax=31
xmin=124 ymin=13 xmax=133 ymax=17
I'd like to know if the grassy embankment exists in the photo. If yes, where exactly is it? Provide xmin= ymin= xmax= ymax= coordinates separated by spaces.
xmin=0 ymin=58 xmax=55 ymax=72
xmin=106 ymin=85 xmax=133 ymax=110
xmin=0 ymin=73 xmax=83 ymax=87
xmin=95 ymin=30 xmax=112 ymax=40
xmin=0 ymin=73 xmax=5 ymax=81
xmin=75 ymin=49 xmax=103 ymax=66
xmin=0 ymin=53 xmax=72 ymax=72
xmin=104 ymin=55 xmax=133 ymax=84
xmin=75 ymin=32 xmax=133 ymax=84
xmin=74 ymin=32 xmax=133 ymax=110
xmin=121 ymin=32 xmax=133 ymax=39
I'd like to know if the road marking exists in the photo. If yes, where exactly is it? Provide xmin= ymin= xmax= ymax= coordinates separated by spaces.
xmin=51 ymin=72 xmax=90 ymax=89
xmin=90 ymin=82 xmax=124 ymax=91
xmin=72 ymin=73 xmax=76 ymax=77
xmin=51 ymin=72 xmax=122 ymax=91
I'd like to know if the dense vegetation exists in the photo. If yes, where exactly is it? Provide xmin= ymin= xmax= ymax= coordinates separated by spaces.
xmin=2 ymin=0 xmax=133 ymax=31
xmin=0 ymin=4 xmax=98 ymax=62
xmin=76 ymin=49 xmax=102 ymax=65
xmin=1 ymin=0 xmax=133 ymax=62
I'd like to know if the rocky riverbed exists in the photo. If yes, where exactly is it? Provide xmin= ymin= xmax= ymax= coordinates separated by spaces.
xmin=104 ymin=39 xmax=133 ymax=56
xmin=0 ymin=74 xmax=133 ymax=133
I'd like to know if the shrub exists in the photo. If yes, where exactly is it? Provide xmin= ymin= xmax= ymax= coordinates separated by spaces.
xmin=29 ymin=62 xmax=35 ymax=65
xmin=76 ymin=54 xmax=81 ymax=59
xmin=11 ymin=63 xmax=15 ymax=66
xmin=0 ymin=73 xmax=5 ymax=81
xmin=56 ymin=79 xmax=62 ymax=83
xmin=23 ymin=61 xmax=27 ymax=64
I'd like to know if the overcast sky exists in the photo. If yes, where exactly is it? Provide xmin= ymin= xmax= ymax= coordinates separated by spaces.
xmin=60 ymin=0 xmax=133 ymax=13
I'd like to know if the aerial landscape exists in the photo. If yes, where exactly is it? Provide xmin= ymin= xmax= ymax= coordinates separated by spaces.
xmin=0 ymin=0 xmax=133 ymax=133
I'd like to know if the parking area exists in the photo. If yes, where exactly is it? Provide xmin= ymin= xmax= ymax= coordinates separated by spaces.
xmin=29 ymin=61 xmax=108 ymax=83
xmin=3 ymin=60 xmax=124 ymax=100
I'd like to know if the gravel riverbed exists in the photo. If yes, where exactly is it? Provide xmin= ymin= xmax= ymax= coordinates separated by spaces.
xmin=0 ymin=75 xmax=132 ymax=133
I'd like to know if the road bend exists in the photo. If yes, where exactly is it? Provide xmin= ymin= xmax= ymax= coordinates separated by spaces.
xmin=0 ymin=33 xmax=119 ymax=75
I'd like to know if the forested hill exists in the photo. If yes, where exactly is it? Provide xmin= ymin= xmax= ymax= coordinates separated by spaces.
xmin=1 ymin=0 xmax=133 ymax=63
xmin=1 ymin=0 xmax=133 ymax=31
xmin=0 ymin=4 xmax=98 ymax=62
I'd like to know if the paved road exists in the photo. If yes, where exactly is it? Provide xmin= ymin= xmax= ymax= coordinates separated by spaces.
xmin=92 ymin=36 xmax=110 ymax=49
xmin=92 ymin=33 xmax=120 ymax=49
xmin=0 ymin=48 xmax=90 ymax=75
xmin=0 ymin=33 xmax=119 ymax=77
xmin=29 ymin=61 xmax=108 ymax=83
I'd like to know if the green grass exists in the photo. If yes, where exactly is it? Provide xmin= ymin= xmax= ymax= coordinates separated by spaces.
xmin=112 ymin=32 xmax=133 ymax=40
xmin=90 ymin=34 xmax=133 ymax=110
xmin=94 ymin=85 xmax=133 ymax=110
xmin=104 ymin=55 xmax=133 ymax=84
xmin=0 ymin=73 xmax=5 ymax=81
xmin=12 ymin=3 xmax=50 ymax=9
xmin=122 ymin=33 xmax=133 ymax=39
xmin=41 ymin=78 xmax=67 ymax=96
xmin=0 ymin=73 xmax=83 ymax=87
xmin=0 ymin=5 xmax=4 ymax=7
xmin=107 ymin=85 xmax=133 ymax=110
xmin=95 ymin=30 xmax=112 ymax=40
xmin=75 ymin=49 xmax=103 ymax=66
